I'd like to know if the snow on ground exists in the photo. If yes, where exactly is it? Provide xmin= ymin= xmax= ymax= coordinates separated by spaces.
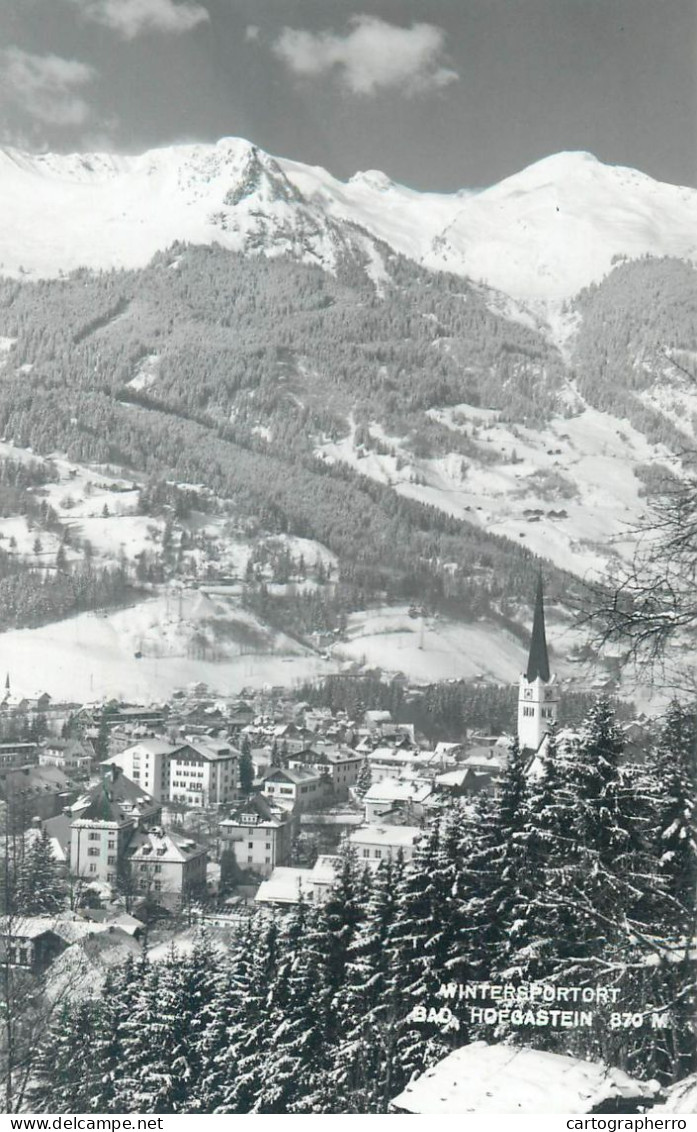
xmin=319 ymin=402 xmax=679 ymax=582
xmin=0 ymin=143 xmax=694 ymax=299
xmin=0 ymin=336 xmax=16 ymax=369
xmin=391 ymin=1041 xmax=660 ymax=1114
xmin=127 ymin=353 xmax=161 ymax=392
xmin=0 ymin=592 xmax=336 ymax=701
xmin=336 ymin=605 xmax=578 ymax=686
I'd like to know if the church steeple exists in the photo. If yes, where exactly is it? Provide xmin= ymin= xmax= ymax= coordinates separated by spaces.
xmin=526 ymin=574 xmax=550 ymax=682
xmin=518 ymin=575 xmax=559 ymax=752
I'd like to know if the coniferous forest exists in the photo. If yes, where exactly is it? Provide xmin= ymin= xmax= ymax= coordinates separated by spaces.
xmin=23 ymin=700 xmax=696 ymax=1114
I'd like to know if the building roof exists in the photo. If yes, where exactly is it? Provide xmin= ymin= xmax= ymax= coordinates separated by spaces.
xmin=525 ymin=575 xmax=551 ymax=682
xmin=364 ymin=780 xmax=432 ymax=804
xmin=223 ymin=792 xmax=289 ymax=828
xmin=121 ymin=738 xmax=182 ymax=757
xmin=0 ymin=765 xmax=74 ymax=799
xmin=127 ymin=828 xmax=206 ymax=864
xmin=183 ymin=739 xmax=238 ymax=762
xmin=263 ymin=766 xmax=322 ymax=786
xmin=349 ymin=825 xmax=423 ymax=848
xmin=254 ymin=867 xmax=313 ymax=905
xmin=391 ymin=1042 xmax=659 ymax=1115
xmin=653 ymin=1074 xmax=697 ymax=1113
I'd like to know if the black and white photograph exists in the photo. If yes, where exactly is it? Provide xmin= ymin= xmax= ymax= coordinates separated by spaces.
xmin=0 ymin=0 xmax=694 ymax=1117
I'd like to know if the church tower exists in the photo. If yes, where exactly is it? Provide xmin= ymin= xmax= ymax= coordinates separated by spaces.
xmin=518 ymin=576 xmax=560 ymax=751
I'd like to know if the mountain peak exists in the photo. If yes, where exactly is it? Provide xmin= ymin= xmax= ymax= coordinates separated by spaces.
xmin=0 ymin=137 xmax=694 ymax=299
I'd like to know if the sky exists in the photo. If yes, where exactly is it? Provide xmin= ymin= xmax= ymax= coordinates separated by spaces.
xmin=0 ymin=0 xmax=695 ymax=191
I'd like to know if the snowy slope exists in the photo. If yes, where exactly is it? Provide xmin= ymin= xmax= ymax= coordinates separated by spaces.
xmin=0 ymin=140 xmax=695 ymax=299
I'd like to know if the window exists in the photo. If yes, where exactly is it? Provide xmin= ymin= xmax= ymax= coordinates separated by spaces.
xmin=265 ymin=857 xmax=271 ymax=864
xmin=248 ymin=841 xmax=254 ymax=849
xmin=108 ymin=840 xmax=116 ymax=849
xmin=362 ymin=849 xmax=371 ymax=858
xmin=87 ymin=847 xmax=100 ymax=857
xmin=265 ymin=842 xmax=271 ymax=850
xmin=154 ymin=881 xmax=162 ymax=891
xmin=374 ymin=849 xmax=382 ymax=858
xmin=107 ymin=855 xmax=116 ymax=865
xmin=89 ymin=863 xmax=97 ymax=873
xmin=88 ymin=832 xmax=100 ymax=841
xmin=154 ymin=864 xmax=162 ymax=874
xmin=247 ymin=855 xmax=253 ymax=864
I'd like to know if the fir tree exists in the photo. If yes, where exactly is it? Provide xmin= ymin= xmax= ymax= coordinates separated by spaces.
xmin=16 ymin=829 xmax=64 ymax=915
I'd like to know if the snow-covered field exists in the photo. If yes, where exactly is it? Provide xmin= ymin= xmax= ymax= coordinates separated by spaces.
xmin=0 ymin=592 xmax=337 ymax=701
xmin=319 ymin=401 xmax=677 ymax=581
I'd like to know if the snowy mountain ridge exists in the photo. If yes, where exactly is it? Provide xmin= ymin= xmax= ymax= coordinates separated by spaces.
xmin=0 ymin=138 xmax=695 ymax=299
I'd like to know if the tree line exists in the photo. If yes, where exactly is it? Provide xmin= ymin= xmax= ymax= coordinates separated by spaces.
xmin=26 ymin=699 xmax=697 ymax=1113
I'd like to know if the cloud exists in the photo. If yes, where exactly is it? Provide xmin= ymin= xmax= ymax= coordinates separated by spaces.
xmin=245 ymin=25 xmax=260 ymax=43
xmin=271 ymin=15 xmax=459 ymax=96
xmin=66 ymin=0 xmax=210 ymax=39
xmin=0 ymin=47 xmax=96 ymax=126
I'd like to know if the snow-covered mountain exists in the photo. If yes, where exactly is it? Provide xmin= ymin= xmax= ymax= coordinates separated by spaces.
xmin=0 ymin=139 xmax=695 ymax=299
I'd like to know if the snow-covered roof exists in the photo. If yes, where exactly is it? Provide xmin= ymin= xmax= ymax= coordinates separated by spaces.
xmin=652 ymin=1074 xmax=697 ymax=1113
xmin=364 ymin=780 xmax=432 ymax=804
xmin=391 ymin=1042 xmax=660 ymax=1114
xmin=255 ymin=867 xmax=313 ymax=905
xmin=349 ymin=825 xmax=423 ymax=849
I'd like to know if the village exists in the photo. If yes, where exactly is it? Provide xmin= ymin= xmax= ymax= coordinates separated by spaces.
xmin=0 ymin=585 xmax=693 ymax=1115
xmin=0 ymin=585 xmax=647 ymax=983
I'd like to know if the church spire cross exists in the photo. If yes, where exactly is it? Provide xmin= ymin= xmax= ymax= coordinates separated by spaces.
xmin=526 ymin=574 xmax=551 ymax=683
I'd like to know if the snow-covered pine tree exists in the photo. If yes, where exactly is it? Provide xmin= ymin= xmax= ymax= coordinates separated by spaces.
xmin=381 ymin=822 xmax=458 ymax=1094
xmin=204 ymin=916 xmax=279 ymax=1114
xmin=15 ymin=829 xmax=64 ymax=915
xmin=29 ymin=1000 xmax=99 ymax=1112
xmin=329 ymin=854 xmax=404 ymax=1112
xmin=497 ymin=728 xmax=582 ymax=991
xmin=110 ymin=955 xmax=163 ymax=1112
xmin=649 ymin=700 xmax=697 ymax=937
xmin=355 ymin=760 xmax=372 ymax=799
xmin=252 ymin=898 xmax=327 ymax=1113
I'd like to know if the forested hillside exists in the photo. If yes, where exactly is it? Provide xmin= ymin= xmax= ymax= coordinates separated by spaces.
xmin=0 ymin=247 xmax=693 ymax=648
xmin=0 ymin=245 xmax=577 ymax=632
xmin=572 ymin=257 xmax=697 ymax=448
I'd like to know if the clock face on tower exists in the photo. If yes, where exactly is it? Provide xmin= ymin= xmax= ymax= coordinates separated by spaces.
xmin=523 ymin=687 xmax=533 ymax=700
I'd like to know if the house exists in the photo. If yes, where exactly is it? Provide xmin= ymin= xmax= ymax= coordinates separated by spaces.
xmin=0 ymin=742 xmax=38 ymax=770
xmin=0 ymin=917 xmax=68 ymax=973
xmin=367 ymin=747 xmax=454 ymax=783
xmin=169 ymin=737 xmax=239 ymax=807
xmin=65 ymin=766 xmax=161 ymax=886
xmin=254 ymin=855 xmax=342 ymax=907
xmin=102 ymin=738 xmax=183 ymax=802
xmin=220 ymin=793 xmax=293 ymax=877
xmin=364 ymin=710 xmax=393 ymax=730
xmin=103 ymin=736 xmax=239 ymax=807
xmin=287 ymin=745 xmax=364 ymax=797
xmin=39 ymin=738 xmax=94 ymax=775
xmin=124 ymin=827 xmax=207 ymax=905
xmin=0 ymin=764 xmax=78 ymax=830
xmin=262 ymin=766 xmax=327 ymax=812
xmin=363 ymin=779 xmax=432 ymax=823
xmin=390 ymin=1042 xmax=660 ymax=1114
xmin=349 ymin=825 xmax=423 ymax=863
